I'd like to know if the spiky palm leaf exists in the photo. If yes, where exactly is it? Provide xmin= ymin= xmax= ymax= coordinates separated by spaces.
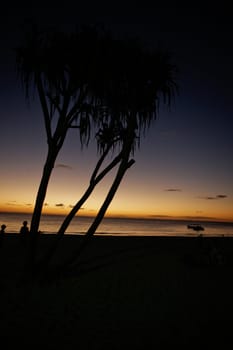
xmin=16 ymin=23 xmax=111 ymax=146
xmin=89 ymin=35 xmax=177 ymax=154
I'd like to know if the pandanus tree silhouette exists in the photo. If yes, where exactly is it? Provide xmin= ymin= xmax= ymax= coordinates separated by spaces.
xmin=17 ymin=23 xmax=177 ymax=272
xmin=53 ymin=37 xmax=178 ymax=269
xmin=16 ymin=23 xmax=118 ymax=263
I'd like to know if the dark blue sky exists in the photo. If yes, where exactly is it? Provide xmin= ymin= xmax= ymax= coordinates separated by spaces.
xmin=1 ymin=1 xmax=233 ymax=221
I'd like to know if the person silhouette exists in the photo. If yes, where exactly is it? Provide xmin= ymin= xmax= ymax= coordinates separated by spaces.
xmin=20 ymin=221 xmax=29 ymax=241
xmin=0 ymin=224 xmax=6 ymax=235
xmin=0 ymin=224 xmax=6 ymax=247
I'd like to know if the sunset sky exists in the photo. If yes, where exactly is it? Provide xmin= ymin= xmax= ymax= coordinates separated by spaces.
xmin=0 ymin=2 xmax=233 ymax=222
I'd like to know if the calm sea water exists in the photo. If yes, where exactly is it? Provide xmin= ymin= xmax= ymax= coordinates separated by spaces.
xmin=1 ymin=212 xmax=233 ymax=237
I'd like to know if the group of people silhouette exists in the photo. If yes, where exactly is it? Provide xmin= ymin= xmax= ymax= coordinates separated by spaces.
xmin=0 ymin=221 xmax=29 ymax=242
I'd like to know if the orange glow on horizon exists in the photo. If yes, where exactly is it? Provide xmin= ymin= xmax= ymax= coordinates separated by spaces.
xmin=0 ymin=204 xmax=233 ymax=223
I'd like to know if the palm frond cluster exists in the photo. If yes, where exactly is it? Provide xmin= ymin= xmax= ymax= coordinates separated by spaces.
xmin=92 ymin=36 xmax=177 ymax=153
xmin=16 ymin=23 xmax=177 ymax=154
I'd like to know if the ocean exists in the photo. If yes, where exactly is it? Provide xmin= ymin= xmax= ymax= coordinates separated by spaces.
xmin=1 ymin=212 xmax=233 ymax=237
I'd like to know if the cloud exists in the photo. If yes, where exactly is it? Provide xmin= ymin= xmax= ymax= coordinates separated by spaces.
xmin=183 ymin=215 xmax=218 ymax=221
xmin=69 ymin=205 xmax=84 ymax=210
xmin=6 ymin=201 xmax=27 ymax=207
xmin=198 ymin=194 xmax=228 ymax=200
xmin=149 ymin=215 xmax=172 ymax=218
xmin=55 ymin=203 xmax=64 ymax=207
xmin=55 ymin=163 xmax=72 ymax=170
xmin=164 ymin=188 xmax=182 ymax=192
xmin=6 ymin=201 xmax=18 ymax=206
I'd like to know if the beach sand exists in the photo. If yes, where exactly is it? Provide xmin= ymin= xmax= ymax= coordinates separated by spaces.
xmin=1 ymin=233 xmax=233 ymax=347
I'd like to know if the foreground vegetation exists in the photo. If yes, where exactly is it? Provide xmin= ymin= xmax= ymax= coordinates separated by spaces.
xmin=1 ymin=234 xmax=233 ymax=347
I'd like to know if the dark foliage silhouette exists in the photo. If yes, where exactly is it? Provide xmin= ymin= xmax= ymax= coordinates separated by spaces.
xmin=17 ymin=22 xmax=177 ymax=275
xmin=16 ymin=23 xmax=122 ymax=265
xmin=47 ymin=32 xmax=177 ymax=269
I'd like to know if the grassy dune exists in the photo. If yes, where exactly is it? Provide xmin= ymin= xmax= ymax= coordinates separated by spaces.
xmin=0 ymin=234 xmax=233 ymax=347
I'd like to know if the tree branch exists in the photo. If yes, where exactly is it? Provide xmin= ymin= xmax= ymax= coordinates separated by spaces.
xmin=36 ymin=74 xmax=52 ymax=144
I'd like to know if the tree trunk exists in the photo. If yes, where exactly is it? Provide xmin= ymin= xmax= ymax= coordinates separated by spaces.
xmin=38 ymin=182 xmax=96 ymax=270
xmin=28 ymin=146 xmax=59 ymax=270
xmin=61 ymin=121 xmax=137 ymax=270
xmin=39 ymin=150 xmax=123 ymax=269
xmin=63 ymin=155 xmax=135 ymax=269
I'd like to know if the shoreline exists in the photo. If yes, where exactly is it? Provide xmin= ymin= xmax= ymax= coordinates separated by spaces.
xmin=2 ymin=230 xmax=233 ymax=237
xmin=2 ymin=232 xmax=233 ymax=264
xmin=1 ymin=212 xmax=233 ymax=237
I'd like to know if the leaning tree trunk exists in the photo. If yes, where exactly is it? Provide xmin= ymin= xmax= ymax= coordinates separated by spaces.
xmin=39 ymin=149 xmax=123 ymax=270
xmin=28 ymin=145 xmax=60 ymax=270
xmin=60 ymin=118 xmax=137 ymax=270
xmin=62 ymin=146 xmax=135 ymax=270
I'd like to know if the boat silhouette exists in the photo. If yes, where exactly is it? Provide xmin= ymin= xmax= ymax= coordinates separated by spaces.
xmin=187 ymin=224 xmax=205 ymax=232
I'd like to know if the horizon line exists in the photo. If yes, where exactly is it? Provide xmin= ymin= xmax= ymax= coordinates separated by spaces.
xmin=1 ymin=210 xmax=233 ymax=224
